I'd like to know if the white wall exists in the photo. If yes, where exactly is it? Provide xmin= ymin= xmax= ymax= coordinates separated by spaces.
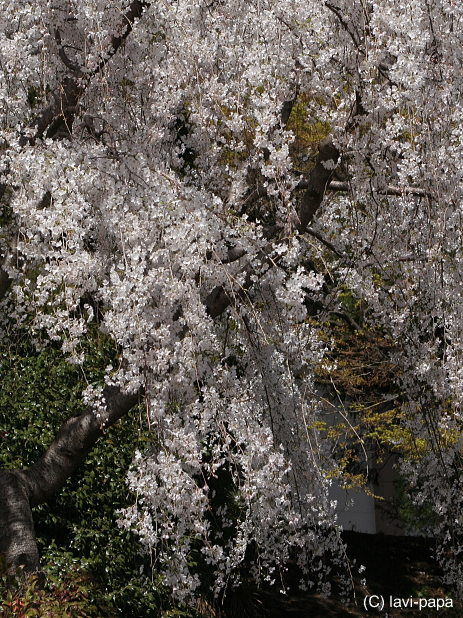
xmin=329 ymin=481 xmax=377 ymax=534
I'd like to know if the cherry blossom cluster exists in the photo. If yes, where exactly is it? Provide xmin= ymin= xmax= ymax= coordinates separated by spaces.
xmin=2 ymin=0 xmax=463 ymax=601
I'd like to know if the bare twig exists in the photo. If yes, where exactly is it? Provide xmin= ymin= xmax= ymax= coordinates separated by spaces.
xmin=305 ymin=227 xmax=346 ymax=259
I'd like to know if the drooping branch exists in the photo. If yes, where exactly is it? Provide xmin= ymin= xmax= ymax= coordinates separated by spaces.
xmin=0 ymin=0 xmax=363 ymax=584
xmin=23 ymin=0 xmax=151 ymax=144
xmin=204 ymin=241 xmax=279 ymax=319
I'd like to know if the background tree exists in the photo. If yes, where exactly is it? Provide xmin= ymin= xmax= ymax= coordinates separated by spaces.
xmin=1 ymin=0 xmax=463 ymax=606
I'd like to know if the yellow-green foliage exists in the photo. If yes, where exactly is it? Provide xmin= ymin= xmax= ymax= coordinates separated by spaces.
xmin=286 ymin=94 xmax=331 ymax=172
xmin=315 ymin=303 xmax=463 ymax=494
xmin=316 ymin=320 xmax=406 ymax=486
xmin=316 ymin=322 xmax=398 ymax=398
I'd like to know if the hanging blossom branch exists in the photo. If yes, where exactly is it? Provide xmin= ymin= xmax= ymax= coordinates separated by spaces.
xmin=22 ymin=0 xmax=151 ymax=144
xmin=2 ymin=0 xmax=153 ymax=297
xmin=0 ymin=2 xmax=153 ymax=573
xmin=2 ymin=0 xmax=458 ymax=598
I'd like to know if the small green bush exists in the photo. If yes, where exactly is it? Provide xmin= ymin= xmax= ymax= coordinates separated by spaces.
xmin=0 ymin=553 xmax=116 ymax=618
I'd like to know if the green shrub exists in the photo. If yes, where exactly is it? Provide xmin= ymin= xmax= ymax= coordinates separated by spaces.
xmin=0 ymin=553 xmax=116 ymax=618
xmin=0 ymin=332 xmax=197 ymax=617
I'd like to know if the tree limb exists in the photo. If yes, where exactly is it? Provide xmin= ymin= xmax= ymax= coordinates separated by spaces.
xmin=0 ymin=386 xmax=139 ymax=571
xmin=204 ymin=137 xmax=340 ymax=318
xmin=23 ymin=0 xmax=151 ymax=144
xmin=305 ymin=227 xmax=346 ymax=258
xmin=324 ymin=180 xmax=432 ymax=198
xmin=55 ymin=29 xmax=84 ymax=77
xmin=0 ymin=238 xmax=18 ymax=303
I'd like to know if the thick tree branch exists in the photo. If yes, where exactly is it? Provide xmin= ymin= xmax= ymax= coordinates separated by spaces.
xmin=205 ymin=242 xmax=278 ymax=319
xmin=55 ymin=29 xmax=84 ymax=77
xmin=0 ymin=238 xmax=18 ymax=303
xmin=296 ymin=137 xmax=339 ymax=232
xmin=246 ymin=179 xmax=431 ymax=210
xmin=0 ymin=386 xmax=139 ymax=570
xmin=324 ymin=180 xmax=431 ymax=198
xmin=20 ymin=386 xmax=139 ymax=508
xmin=204 ymin=137 xmax=340 ymax=318
xmin=95 ymin=0 xmax=150 ymax=76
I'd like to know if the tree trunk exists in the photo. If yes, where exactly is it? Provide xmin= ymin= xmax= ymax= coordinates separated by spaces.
xmin=0 ymin=386 xmax=139 ymax=572
xmin=0 ymin=471 xmax=40 ymax=572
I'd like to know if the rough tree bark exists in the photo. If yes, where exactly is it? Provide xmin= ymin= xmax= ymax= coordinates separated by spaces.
xmin=0 ymin=388 xmax=139 ymax=572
